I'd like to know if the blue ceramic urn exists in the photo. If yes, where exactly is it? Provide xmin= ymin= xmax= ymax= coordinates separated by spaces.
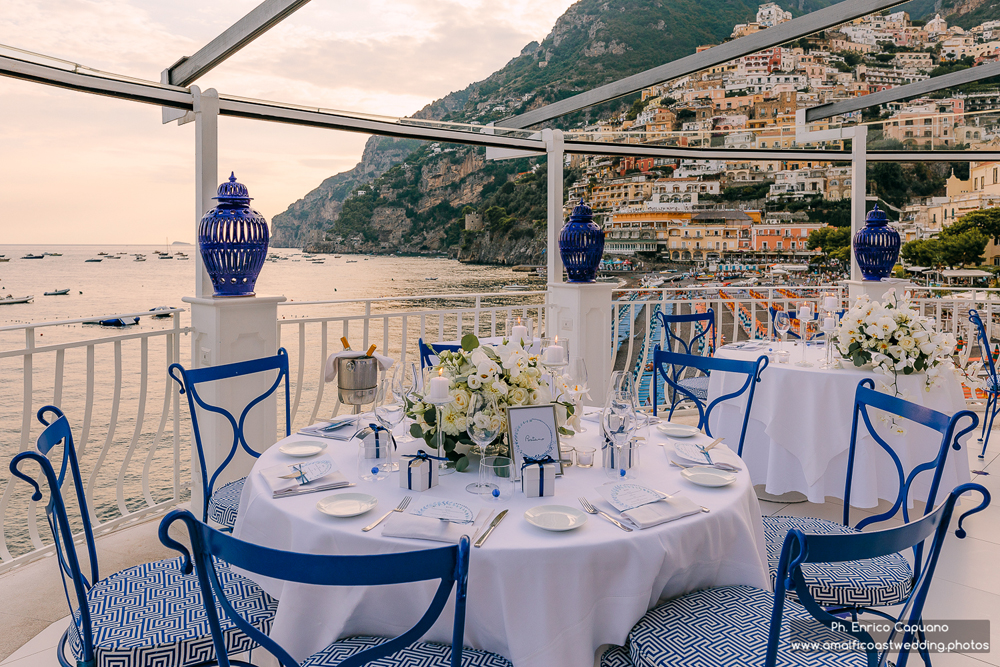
xmin=853 ymin=204 xmax=900 ymax=281
xmin=559 ymin=200 xmax=605 ymax=283
xmin=198 ymin=173 xmax=270 ymax=297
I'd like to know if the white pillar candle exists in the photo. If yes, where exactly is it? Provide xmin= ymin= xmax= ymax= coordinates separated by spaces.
xmin=824 ymin=316 xmax=836 ymax=330
xmin=428 ymin=370 xmax=451 ymax=401
xmin=798 ymin=306 xmax=811 ymax=321
xmin=823 ymin=296 xmax=838 ymax=312
xmin=512 ymin=325 xmax=529 ymax=342
xmin=543 ymin=341 xmax=565 ymax=364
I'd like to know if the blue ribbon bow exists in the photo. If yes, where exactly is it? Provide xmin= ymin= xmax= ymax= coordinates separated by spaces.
xmin=368 ymin=423 xmax=396 ymax=455
xmin=403 ymin=450 xmax=448 ymax=488
xmin=521 ymin=455 xmax=556 ymax=496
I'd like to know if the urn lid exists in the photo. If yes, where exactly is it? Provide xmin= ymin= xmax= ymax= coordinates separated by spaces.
xmin=865 ymin=204 xmax=888 ymax=225
xmin=213 ymin=172 xmax=253 ymax=206
xmin=568 ymin=199 xmax=593 ymax=223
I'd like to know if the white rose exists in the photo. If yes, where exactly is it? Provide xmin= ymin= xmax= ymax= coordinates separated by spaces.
xmin=509 ymin=387 xmax=529 ymax=405
xmin=467 ymin=374 xmax=482 ymax=390
xmin=898 ymin=336 xmax=915 ymax=351
xmin=452 ymin=389 xmax=471 ymax=410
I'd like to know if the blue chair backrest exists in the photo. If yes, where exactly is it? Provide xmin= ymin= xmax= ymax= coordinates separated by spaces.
xmin=169 ymin=349 xmax=291 ymax=523
xmin=9 ymin=407 xmax=101 ymax=666
xmin=656 ymin=309 xmax=715 ymax=356
xmin=418 ymin=338 xmax=462 ymax=369
xmin=159 ymin=509 xmax=471 ymax=667
xmin=768 ymin=483 xmax=990 ymax=667
xmin=652 ymin=346 xmax=768 ymax=456
xmin=969 ymin=309 xmax=999 ymax=387
xmin=845 ymin=378 xmax=978 ymax=537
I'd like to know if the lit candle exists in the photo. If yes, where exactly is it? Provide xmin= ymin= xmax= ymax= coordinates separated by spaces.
xmin=824 ymin=316 xmax=836 ymax=330
xmin=543 ymin=336 xmax=566 ymax=364
xmin=428 ymin=368 xmax=451 ymax=401
xmin=823 ymin=296 xmax=838 ymax=312
xmin=798 ymin=305 xmax=811 ymax=322
xmin=512 ymin=317 xmax=529 ymax=343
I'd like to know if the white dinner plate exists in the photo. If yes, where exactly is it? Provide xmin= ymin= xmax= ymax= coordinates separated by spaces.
xmin=524 ymin=505 xmax=588 ymax=532
xmin=680 ymin=466 xmax=737 ymax=488
xmin=279 ymin=439 xmax=327 ymax=457
xmin=656 ymin=422 xmax=701 ymax=438
xmin=316 ymin=493 xmax=378 ymax=517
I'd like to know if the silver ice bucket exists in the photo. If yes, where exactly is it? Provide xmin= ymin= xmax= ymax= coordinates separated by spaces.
xmin=338 ymin=356 xmax=378 ymax=405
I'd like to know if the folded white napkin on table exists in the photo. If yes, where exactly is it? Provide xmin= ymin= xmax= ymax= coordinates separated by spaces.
xmin=298 ymin=416 xmax=362 ymax=441
xmin=621 ymin=496 xmax=702 ymax=529
xmin=382 ymin=509 xmax=489 ymax=544
xmin=260 ymin=455 xmax=351 ymax=498
xmin=666 ymin=442 xmax=743 ymax=471
xmin=324 ymin=350 xmax=395 ymax=383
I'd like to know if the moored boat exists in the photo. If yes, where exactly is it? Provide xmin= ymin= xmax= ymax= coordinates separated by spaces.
xmin=83 ymin=316 xmax=141 ymax=327
xmin=0 ymin=295 xmax=33 ymax=304
xmin=21 ymin=254 xmax=44 ymax=259
xmin=43 ymin=289 xmax=70 ymax=296
xmin=85 ymin=258 xmax=103 ymax=262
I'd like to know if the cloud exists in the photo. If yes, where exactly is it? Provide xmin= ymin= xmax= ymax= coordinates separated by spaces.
xmin=0 ymin=0 xmax=574 ymax=243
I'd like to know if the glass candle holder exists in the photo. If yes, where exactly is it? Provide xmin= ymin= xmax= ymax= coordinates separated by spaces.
xmin=540 ymin=336 xmax=569 ymax=366
xmin=560 ymin=445 xmax=575 ymax=467
xmin=575 ymin=447 xmax=596 ymax=467
xmin=505 ymin=316 xmax=534 ymax=344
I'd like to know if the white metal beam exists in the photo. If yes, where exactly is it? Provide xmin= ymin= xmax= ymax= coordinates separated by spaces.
xmin=166 ymin=0 xmax=313 ymax=86
xmin=193 ymin=86 xmax=219 ymax=298
xmin=497 ymin=0 xmax=908 ymax=129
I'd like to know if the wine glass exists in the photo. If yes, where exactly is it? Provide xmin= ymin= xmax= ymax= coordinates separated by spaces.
xmin=374 ymin=376 xmax=404 ymax=471
xmin=393 ymin=365 xmax=415 ymax=443
xmin=466 ymin=393 xmax=501 ymax=495
xmin=774 ymin=311 xmax=790 ymax=351
xmin=602 ymin=390 xmax=637 ymax=479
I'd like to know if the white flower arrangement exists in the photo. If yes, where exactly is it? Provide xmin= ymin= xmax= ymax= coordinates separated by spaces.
xmin=834 ymin=289 xmax=957 ymax=396
xmin=407 ymin=334 xmax=573 ymax=470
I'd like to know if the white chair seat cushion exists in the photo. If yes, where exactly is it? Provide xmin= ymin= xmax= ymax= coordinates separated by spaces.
xmin=764 ymin=516 xmax=913 ymax=607
xmin=600 ymin=645 xmax=634 ymax=667
xmin=301 ymin=636 xmax=512 ymax=667
xmin=628 ymin=585 xmax=867 ymax=667
xmin=68 ymin=556 xmax=276 ymax=667
xmin=678 ymin=375 xmax=709 ymax=400
xmin=208 ymin=477 xmax=246 ymax=528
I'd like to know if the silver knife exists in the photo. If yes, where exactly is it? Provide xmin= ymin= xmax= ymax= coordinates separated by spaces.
xmin=469 ymin=509 xmax=495 ymax=544
xmin=473 ymin=509 xmax=508 ymax=548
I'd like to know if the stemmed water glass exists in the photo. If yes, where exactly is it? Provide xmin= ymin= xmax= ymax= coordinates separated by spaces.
xmin=566 ymin=358 xmax=590 ymax=434
xmin=602 ymin=385 xmax=637 ymax=479
xmin=466 ymin=393 xmax=501 ymax=495
xmin=374 ymin=372 xmax=405 ymax=471
xmin=774 ymin=311 xmax=790 ymax=351
xmin=394 ymin=365 xmax=416 ymax=443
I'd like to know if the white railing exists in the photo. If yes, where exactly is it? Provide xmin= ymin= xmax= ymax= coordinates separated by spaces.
xmin=0 ymin=311 xmax=191 ymax=573
xmin=276 ymin=292 xmax=550 ymax=432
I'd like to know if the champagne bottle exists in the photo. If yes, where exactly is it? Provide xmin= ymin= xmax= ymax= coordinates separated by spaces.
xmin=366 ymin=344 xmax=377 ymax=357
xmin=341 ymin=337 xmax=351 ymax=351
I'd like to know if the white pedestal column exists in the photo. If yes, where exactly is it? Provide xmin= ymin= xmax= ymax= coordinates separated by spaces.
xmin=181 ymin=294 xmax=286 ymax=515
xmin=548 ymin=282 xmax=615 ymax=408
xmin=846 ymin=279 xmax=916 ymax=305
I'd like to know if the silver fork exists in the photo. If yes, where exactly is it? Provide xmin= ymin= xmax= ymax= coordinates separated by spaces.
xmin=579 ymin=497 xmax=633 ymax=532
xmin=363 ymin=496 xmax=411 ymax=532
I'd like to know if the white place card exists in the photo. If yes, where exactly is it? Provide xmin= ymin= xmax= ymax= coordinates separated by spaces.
xmin=597 ymin=482 xmax=673 ymax=512
xmin=407 ymin=498 xmax=479 ymax=524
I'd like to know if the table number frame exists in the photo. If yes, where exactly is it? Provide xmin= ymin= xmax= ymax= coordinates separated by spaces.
xmin=506 ymin=404 xmax=564 ymax=480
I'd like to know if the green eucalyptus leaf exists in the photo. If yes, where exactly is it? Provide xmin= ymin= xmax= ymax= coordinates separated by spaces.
xmin=455 ymin=455 xmax=470 ymax=472
xmin=461 ymin=334 xmax=480 ymax=351
xmin=410 ymin=423 xmax=423 ymax=438
xmin=558 ymin=426 xmax=574 ymax=436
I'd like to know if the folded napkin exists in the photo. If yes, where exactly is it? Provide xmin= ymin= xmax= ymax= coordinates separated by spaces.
xmin=298 ymin=416 xmax=361 ymax=441
xmin=667 ymin=441 xmax=743 ymax=471
xmin=260 ymin=455 xmax=351 ymax=498
xmin=382 ymin=510 xmax=489 ymax=544
xmin=324 ymin=350 xmax=395 ymax=383
xmin=621 ymin=496 xmax=702 ymax=529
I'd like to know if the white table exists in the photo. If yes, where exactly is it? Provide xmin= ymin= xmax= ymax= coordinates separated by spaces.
xmin=709 ymin=342 xmax=971 ymax=507
xmin=232 ymin=423 xmax=768 ymax=667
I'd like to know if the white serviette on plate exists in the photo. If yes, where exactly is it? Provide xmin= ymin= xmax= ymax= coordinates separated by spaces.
xmin=382 ymin=509 xmax=489 ymax=544
xmin=621 ymin=496 xmax=702 ymax=529
xmin=260 ymin=455 xmax=350 ymax=498
xmin=664 ymin=441 xmax=743 ymax=471
xmin=324 ymin=350 xmax=395 ymax=383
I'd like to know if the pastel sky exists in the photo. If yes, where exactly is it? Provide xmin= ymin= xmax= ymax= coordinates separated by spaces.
xmin=0 ymin=0 xmax=575 ymax=244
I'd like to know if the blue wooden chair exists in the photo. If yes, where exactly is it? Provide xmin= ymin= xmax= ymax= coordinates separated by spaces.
xmin=969 ymin=309 xmax=1000 ymax=459
xmin=8 ymin=406 xmax=277 ymax=667
xmin=169 ymin=348 xmax=291 ymax=530
xmin=764 ymin=378 xmax=978 ymax=622
xmin=418 ymin=338 xmax=462 ymax=369
xmin=651 ymin=346 xmax=768 ymax=456
xmin=600 ymin=483 xmax=990 ymax=667
xmin=159 ymin=509 xmax=512 ymax=667
xmin=655 ymin=309 xmax=716 ymax=401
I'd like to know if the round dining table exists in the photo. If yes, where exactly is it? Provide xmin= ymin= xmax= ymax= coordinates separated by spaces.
xmin=709 ymin=341 xmax=972 ymax=507
xmin=232 ymin=416 xmax=768 ymax=667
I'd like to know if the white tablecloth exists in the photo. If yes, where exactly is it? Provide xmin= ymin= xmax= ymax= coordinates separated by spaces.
xmin=232 ymin=421 xmax=768 ymax=667
xmin=709 ymin=342 xmax=971 ymax=506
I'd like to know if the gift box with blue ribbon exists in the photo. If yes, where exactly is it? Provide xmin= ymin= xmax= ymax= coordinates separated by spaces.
xmin=400 ymin=450 xmax=444 ymax=491
xmin=602 ymin=436 xmax=636 ymax=471
xmin=520 ymin=455 xmax=556 ymax=498
xmin=361 ymin=423 xmax=395 ymax=459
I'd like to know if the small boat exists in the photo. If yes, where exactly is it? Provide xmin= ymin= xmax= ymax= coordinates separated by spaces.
xmin=134 ymin=257 xmax=146 ymax=262
xmin=0 ymin=295 xmax=33 ymax=305
xmin=159 ymin=255 xmax=174 ymax=259
xmin=176 ymin=256 xmax=189 ymax=260
xmin=21 ymin=254 xmax=44 ymax=259
xmin=84 ymin=316 xmax=141 ymax=327
xmin=97 ymin=252 xmax=109 ymax=256
xmin=346 ymin=260 xmax=358 ymax=263
xmin=43 ymin=289 xmax=70 ymax=296
xmin=149 ymin=306 xmax=174 ymax=318
xmin=43 ymin=252 xmax=62 ymax=256
xmin=334 ymin=255 xmax=342 ymax=258
xmin=85 ymin=258 xmax=103 ymax=262
xmin=502 ymin=284 xmax=529 ymax=291
xmin=0 ymin=258 xmax=9 ymax=262
xmin=425 ymin=277 xmax=439 ymax=281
